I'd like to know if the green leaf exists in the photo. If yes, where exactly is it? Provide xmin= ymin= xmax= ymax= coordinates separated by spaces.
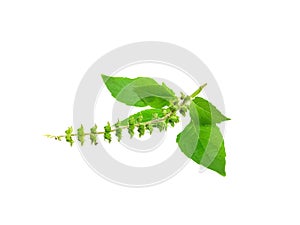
xmin=101 ymin=74 xmax=176 ymax=108
xmin=162 ymin=82 xmax=175 ymax=96
xmin=134 ymin=84 xmax=176 ymax=108
xmin=178 ymin=97 xmax=229 ymax=175
xmin=176 ymin=122 xmax=226 ymax=176
xmin=117 ymin=108 xmax=164 ymax=126
xmin=101 ymin=74 xmax=157 ymax=107
xmin=189 ymin=97 xmax=230 ymax=125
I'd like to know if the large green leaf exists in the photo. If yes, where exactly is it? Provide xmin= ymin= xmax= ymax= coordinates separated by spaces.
xmin=134 ymin=84 xmax=176 ymax=108
xmin=162 ymin=82 xmax=175 ymax=96
xmin=189 ymin=97 xmax=230 ymax=125
xmin=102 ymin=74 xmax=157 ymax=107
xmin=117 ymin=108 xmax=164 ymax=126
xmin=101 ymin=74 xmax=176 ymax=108
xmin=176 ymin=122 xmax=226 ymax=176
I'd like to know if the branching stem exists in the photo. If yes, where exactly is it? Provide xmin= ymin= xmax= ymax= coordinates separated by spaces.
xmin=45 ymin=83 xmax=207 ymax=143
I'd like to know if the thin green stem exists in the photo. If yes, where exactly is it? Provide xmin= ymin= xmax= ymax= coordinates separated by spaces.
xmin=45 ymin=84 xmax=207 ymax=142
xmin=45 ymin=111 xmax=173 ymax=140
xmin=190 ymin=83 xmax=207 ymax=99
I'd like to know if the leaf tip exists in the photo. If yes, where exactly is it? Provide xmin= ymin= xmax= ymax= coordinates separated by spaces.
xmin=220 ymin=170 xmax=226 ymax=177
xmin=101 ymin=74 xmax=109 ymax=82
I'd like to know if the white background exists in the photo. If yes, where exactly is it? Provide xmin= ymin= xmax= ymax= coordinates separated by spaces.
xmin=1 ymin=0 xmax=299 ymax=224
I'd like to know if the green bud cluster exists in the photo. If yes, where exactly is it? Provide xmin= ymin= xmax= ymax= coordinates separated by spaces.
xmin=154 ymin=121 xmax=167 ymax=131
xmin=77 ymin=124 xmax=85 ymax=146
xmin=145 ymin=124 xmax=153 ymax=134
xmin=162 ymin=109 xmax=168 ymax=116
xmin=137 ymin=113 xmax=143 ymax=123
xmin=176 ymin=92 xmax=191 ymax=117
xmin=179 ymin=106 xmax=188 ymax=116
xmin=136 ymin=113 xmax=145 ymax=137
xmin=104 ymin=122 xmax=112 ymax=143
xmin=128 ymin=116 xmax=135 ymax=138
xmin=167 ymin=114 xmax=180 ymax=127
xmin=90 ymin=124 xmax=98 ymax=145
xmin=115 ymin=120 xmax=122 ymax=142
xmin=153 ymin=113 xmax=159 ymax=119
xmin=183 ymin=96 xmax=191 ymax=105
xmin=180 ymin=92 xmax=185 ymax=100
xmin=65 ymin=126 xmax=74 ymax=146
xmin=137 ymin=124 xmax=145 ymax=137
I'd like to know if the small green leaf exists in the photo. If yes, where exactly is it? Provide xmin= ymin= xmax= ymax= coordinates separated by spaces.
xmin=190 ymin=97 xmax=230 ymax=125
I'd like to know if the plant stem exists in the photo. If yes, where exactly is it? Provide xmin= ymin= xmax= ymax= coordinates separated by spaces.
xmin=45 ymin=111 xmax=173 ymax=140
xmin=45 ymin=83 xmax=207 ymax=141
xmin=190 ymin=83 xmax=207 ymax=99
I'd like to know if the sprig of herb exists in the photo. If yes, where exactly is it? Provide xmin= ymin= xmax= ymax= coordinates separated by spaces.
xmin=45 ymin=75 xmax=230 ymax=176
